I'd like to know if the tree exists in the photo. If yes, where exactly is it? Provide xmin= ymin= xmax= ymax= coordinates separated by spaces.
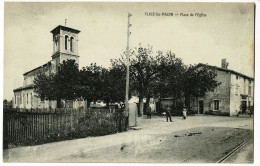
xmin=54 ymin=60 xmax=80 ymax=106
xmin=152 ymin=51 xmax=186 ymax=112
xmin=111 ymin=44 xmax=219 ymax=115
xmin=113 ymin=45 xmax=162 ymax=115
xmin=34 ymin=73 xmax=56 ymax=100
xmin=3 ymin=99 xmax=10 ymax=110
xmin=130 ymin=47 xmax=188 ymax=115
xmin=79 ymin=62 xmax=127 ymax=108
xmin=79 ymin=63 xmax=107 ymax=107
xmin=34 ymin=59 xmax=80 ymax=108
xmin=104 ymin=62 xmax=126 ymax=104
xmin=112 ymin=45 xmax=185 ymax=115
xmin=181 ymin=64 xmax=220 ymax=111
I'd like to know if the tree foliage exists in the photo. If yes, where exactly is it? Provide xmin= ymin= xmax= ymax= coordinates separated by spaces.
xmin=79 ymin=63 xmax=126 ymax=107
xmin=34 ymin=60 xmax=80 ymax=107
xmin=79 ymin=63 xmax=105 ymax=105
xmin=111 ymin=45 xmax=219 ymax=114
xmin=34 ymin=73 xmax=56 ymax=100
xmin=152 ymin=51 xmax=186 ymax=100
xmin=34 ymin=45 xmax=220 ymax=112
xmin=34 ymin=60 xmax=126 ymax=108
xmin=54 ymin=59 xmax=80 ymax=100
xmin=181 ymin=65 xmax=220 ymax=110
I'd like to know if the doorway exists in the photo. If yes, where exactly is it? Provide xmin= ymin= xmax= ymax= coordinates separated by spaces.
xmin=241 ymin=101 xmax=247 ymax=114
xmin=199 ymin=100 xmax=204 ymax=114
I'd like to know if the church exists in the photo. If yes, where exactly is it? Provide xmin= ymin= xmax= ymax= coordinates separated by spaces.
xmin=13 ymin=25 xmax=82 ymax=110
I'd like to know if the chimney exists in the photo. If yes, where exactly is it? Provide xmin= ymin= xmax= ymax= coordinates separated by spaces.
xmin=221 ymin=58 xmax=229 ymax=69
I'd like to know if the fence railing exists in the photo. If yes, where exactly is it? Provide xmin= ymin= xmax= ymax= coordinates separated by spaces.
xmin=3 ymin=108 xmax=127 ymax=149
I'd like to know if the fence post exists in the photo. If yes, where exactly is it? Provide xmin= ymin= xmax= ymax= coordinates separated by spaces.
xmin=3 ymin=112 xmax=9 ymax=149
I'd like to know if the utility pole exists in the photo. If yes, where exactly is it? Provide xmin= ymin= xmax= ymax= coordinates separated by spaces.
xmin=65 ymin=19 xmax=67 ymax=26
xmin=125 ymin=13 xmax=132 ymax=130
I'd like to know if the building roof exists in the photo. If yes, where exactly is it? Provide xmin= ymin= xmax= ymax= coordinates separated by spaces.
xmin=51 ymin=25 xmax=81 ymax=34
xmin=13 ymin=84 xmax=34 ymax=92
xmin=23 ymin=62 xmax=50 ymax=76
xmin=197 ymin=63 xmax=254 ymax=81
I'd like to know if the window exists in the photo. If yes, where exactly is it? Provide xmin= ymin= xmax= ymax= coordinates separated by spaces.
xmin=54 ymin=35 xmax=59 ymax=51
xmin=27 ymin=93 xmax=28 ymax=104
xmin=243 ymin=78 xmax=246 ymax=94
xmin=235 ymin=84 xmax=239 ymax=95
xmin=248 ymin=85 xmax=251 ymax=96
xmin=70 ymin=37 xmax=74 ymax=52
xmin=65 ymin=35 xmax=69 ymax=50
xmin=31 ymin=93 xmax=33 ymax=105
xmin=214 ymin=100 xmax=220 ymax=110
xmin=236 ymin=75 xmax=239 ymax=80
xmin=215 ymin=86 xmax=220 ymax=93
xmin=15 ymin=95 xmax=16 ymax=104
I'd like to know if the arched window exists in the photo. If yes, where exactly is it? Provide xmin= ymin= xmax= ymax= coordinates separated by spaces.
xmin=70 ymin=37 xmax=74 ymax=52
xmin=65 ymin=35 xmax=69 ymax=50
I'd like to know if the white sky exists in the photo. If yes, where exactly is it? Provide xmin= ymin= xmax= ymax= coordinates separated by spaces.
xmin=4 ymin=2 xmax=254 ymax=100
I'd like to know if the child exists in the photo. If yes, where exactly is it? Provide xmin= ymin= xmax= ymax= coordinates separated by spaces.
xmin=183 ymin=107 xmax=187 ymax=120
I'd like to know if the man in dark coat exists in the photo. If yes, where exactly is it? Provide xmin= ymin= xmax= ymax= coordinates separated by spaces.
xmin=146 ymin=104 xmax=152 ymax=119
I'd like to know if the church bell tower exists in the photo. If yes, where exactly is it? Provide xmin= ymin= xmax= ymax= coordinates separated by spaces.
xmin=51 ymin=25 xmax=80 ymax=69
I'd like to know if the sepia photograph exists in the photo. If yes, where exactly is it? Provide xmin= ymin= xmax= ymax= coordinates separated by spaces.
xmin=2 ymin=1 xmax=256 ymax=163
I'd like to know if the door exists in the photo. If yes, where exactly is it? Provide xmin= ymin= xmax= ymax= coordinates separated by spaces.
xmin=241 ymin=101 xmax=247 ymax=114
xmin=199 ymin=100 xmax=204 ymax=114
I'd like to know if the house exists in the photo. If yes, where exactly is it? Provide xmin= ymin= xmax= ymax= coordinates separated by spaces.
xmin=12 ymin=25 xmax=84 ymax=110
xmin=190 ymin=59 xmax=254 ymax=116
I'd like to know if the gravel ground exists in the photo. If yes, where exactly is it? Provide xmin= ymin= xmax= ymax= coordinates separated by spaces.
xmin=59 ymin=127 xmax=253 ymax=163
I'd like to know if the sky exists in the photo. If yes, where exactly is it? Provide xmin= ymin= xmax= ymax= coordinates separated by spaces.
xmin=4 ymin=2 xmax=255 ymax=100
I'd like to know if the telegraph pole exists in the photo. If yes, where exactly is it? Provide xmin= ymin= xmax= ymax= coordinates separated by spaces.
xmin=125 ymin=13 xmax=132 ymax=130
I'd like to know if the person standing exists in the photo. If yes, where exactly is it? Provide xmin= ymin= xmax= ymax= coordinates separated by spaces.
xmin=183 ymin=106 xmax=187 ymax=120
xmin=166 ymin=105 xmax=173 ymax=122
xmin=146 ymin=104 xmax=152 ymax=119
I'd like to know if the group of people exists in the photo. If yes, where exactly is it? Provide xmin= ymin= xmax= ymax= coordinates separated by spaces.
xmin=145 ymin=104 xmax=187 ymax=122
xmin=165 ymin=105 xmax=187 ymax=122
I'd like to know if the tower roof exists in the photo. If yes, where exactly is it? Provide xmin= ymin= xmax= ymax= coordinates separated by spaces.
xmin=50 ymin=25 xmax=80 ymax=34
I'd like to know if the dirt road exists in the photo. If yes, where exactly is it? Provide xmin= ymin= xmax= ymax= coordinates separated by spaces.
xmin=4 ymin=115 xmax=253 ymax=163
xmin=223 ymin=139 xmax=253 ymax=163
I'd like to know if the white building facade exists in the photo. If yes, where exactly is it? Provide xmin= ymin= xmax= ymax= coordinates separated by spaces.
xmin=190 ymin=61 xmax=254 ymax=116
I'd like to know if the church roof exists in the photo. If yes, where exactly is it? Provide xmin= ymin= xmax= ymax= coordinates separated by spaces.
xmin=51 ymin=25 xmax=81 ymax=34
xmin=23 ymin=62 xmax=50 ymax=76
xmin=13 ymin=84 xmax=34 ymax=92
